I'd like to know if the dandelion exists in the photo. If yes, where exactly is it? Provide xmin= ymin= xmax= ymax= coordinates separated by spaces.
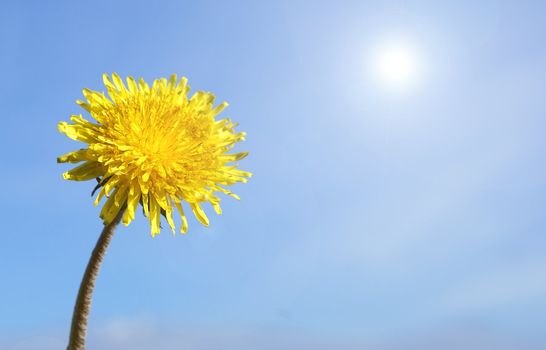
xmin=59 ymin=74 xmax=251 ymax=349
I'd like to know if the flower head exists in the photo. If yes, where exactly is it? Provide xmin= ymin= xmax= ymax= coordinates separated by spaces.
xmin=58 ymin=73 xmax=251 ymax=236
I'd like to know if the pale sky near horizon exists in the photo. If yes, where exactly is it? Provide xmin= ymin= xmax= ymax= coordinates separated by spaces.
xmin=2 ymin=1 xmax=546 ymax=349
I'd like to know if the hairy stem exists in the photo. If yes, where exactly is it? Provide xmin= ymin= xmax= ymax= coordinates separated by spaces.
xmin=67 ymin=206 xmax=125 ymax=350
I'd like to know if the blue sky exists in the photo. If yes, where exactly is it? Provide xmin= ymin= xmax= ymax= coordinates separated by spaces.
xmin=2 ymin=0 xmax=546 ymax=349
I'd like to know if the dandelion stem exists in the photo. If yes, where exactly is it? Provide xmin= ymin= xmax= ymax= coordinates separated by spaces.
xmin=67 ymin=205 xmax=126 ymax=350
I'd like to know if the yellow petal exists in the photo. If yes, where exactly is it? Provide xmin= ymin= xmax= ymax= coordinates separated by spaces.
xmin=164 ymin=196 xmax=176 ymax=235
xmin=168 ymin=74 xmax=177 ymax=89
xmin=82 ymin=88 xmax=113 ymax=111
xmin=114 ymin=184 xmax=129 ymax=207
xmin=174 ymin=200 xmax=188 ymax=234
xmin=57 ymin=122 xmax=97 ymax=143
xmin=211 ymin=101 xmax=228 ymax=117
xmin=142 ymin=192 xmax=150 ymax=218
xmin=138 ymin=77 xmax=150 ymax=93
xmin=62 ymin=161 xmax=104 ymax=181
xmin=190 ymin=203 xmax=209 ymax=227
xmin=212 ymin=202 xmax=222 ymax=215
xmin=111 ymin=73 xmax=126 ymax=92
xmin=76 ymin=100 xmax=92 ymax=112
xmin=216 ymin=186 xmax=241 ymax=200
xmin=178 ymin=76 xmax=188 ymax=92
xmin=126 ymin=76 xmax=138 ymax=94
xmin=222 ymin=152 xmax=248 ymax=163
xmin=103 ymin=177 xmax=120 ymax=197
xmin=57 ymin=149 xmax=91 ymax=163
xmin=102 ymin=73 xmax=116 ymax=91
xmin=122 ymin=184 xmax=141 ymax=226
xmin=100 ymin=187 xmax=125 ymax=224
xmin=149 ymin=197 xmax=160 ymax=237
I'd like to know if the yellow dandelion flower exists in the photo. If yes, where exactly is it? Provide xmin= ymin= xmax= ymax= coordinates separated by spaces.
xmin=58 ymin=73 xmax=251 ymax=236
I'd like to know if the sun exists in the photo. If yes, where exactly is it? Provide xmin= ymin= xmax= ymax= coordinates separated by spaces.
xmin=371 ymin=43 xmax=420 ymax=90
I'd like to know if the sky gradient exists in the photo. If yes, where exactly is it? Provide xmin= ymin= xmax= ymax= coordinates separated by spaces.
xmin=2 ymin=0 xmax=546 ymax=349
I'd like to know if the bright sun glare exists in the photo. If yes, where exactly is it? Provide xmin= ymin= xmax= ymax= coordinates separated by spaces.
xmin=372 ymin=43 xmax=420 ymax=90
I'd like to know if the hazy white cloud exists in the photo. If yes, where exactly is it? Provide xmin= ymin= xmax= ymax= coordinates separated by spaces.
xmin=3 ymin=335 xmax=65 ymax=350
xmin=4 ymin=317 xmax=545 ymax=350
xmin=435 ymin=255 xmax=546 ymax=314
